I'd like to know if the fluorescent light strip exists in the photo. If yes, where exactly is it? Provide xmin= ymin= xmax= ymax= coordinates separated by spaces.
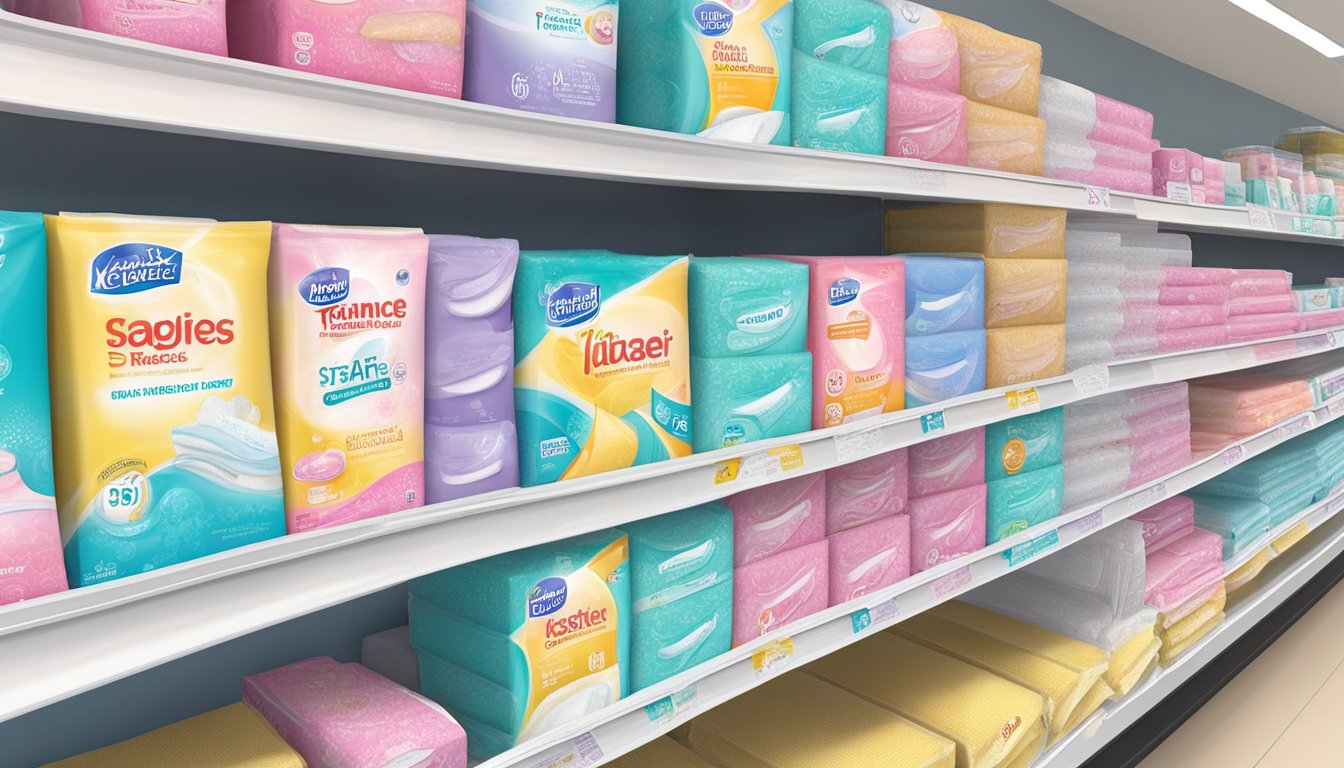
xmin=1227 ymin=0 xmax=1344 ymax=58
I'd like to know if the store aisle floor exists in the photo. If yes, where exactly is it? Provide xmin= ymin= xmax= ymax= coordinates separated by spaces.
xmin=1140 ymin=573 xmax=1344 ymax=768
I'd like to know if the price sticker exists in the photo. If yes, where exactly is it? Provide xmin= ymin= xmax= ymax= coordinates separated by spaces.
xmin=1166 ymin=182 xmax=1193 ymax=204
xmin=834 ymin=425 xmax=885 ymax=464
xmin=1077 ymin=510 xmax=1103 ymax=534
xmin=1003 ymin=530 xmax=1060 ymax=567
xmin=1085 ymin=186 xmax=1112 ymax=209
xmin=903 ymin=168 xmax=948 ymax=192
xmin=530 ymin=733 xmax=605 ymax=768
xmin=1247 ymin=205 xmax=1275 ymax=230
xmin=1126 ymin=481 xmax=1168 ymax=513
xmin=1222 ymin=444 xmax=1245 ymax=466
xmin=920 ymin=410 xmax=946 ymax=434
xmin=1073 ymin=364 xmax=1110 ymax=398
xmin=645 ymin=685 xmax=698 ymax=724
xmin=751 ymin=638 xmax=795 ymax=680
xmin=1276 ymin=413 xmax=1315 ymax=442
xmin=715 ymin=444 xmax=804 ymax=485
xmin=931 ymin=565 xmax=972 ymax=600
xmin=1006 ymin=387 xmax=1040 ymax=413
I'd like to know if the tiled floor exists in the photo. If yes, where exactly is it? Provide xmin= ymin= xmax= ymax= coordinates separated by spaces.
xmin=1139 ymin=575 xmax=1344 ymax=768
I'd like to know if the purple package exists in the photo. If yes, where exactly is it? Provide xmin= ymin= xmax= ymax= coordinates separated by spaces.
xmin=729 ymin=472 xmax=826 ymax=567
xmin=425 ymin=422 xmax=519 ymax=503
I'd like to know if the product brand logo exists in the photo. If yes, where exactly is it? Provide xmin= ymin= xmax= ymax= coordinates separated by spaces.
xmin=692 ymin=2 xmax=733 ymax=36
xmin=528 ymin=577 xmax=569 ymax=617
xmin=91 ymin=243 xmax=182 ymax=295
xmin=546 ymin=282 xmax=601 ymax=328
xmin=299 ymin=267 xmax=350 ymax=307
xmin=828 ymin=278 xmax=860 ymax=306
xmin=736 ymin=304 xmax=790 ymax=332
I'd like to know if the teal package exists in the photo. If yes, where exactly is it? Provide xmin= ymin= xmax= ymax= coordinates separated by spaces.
xmin=688 ymin=257 xmax=809 ymax=358
xmin=690 ymin=353 xmax=812 ymax=453
xmin=984 ymin=407 xmax=1064 ymax=483
xmin=0 ymin=212 xmax=54 ymax=498
xmin=791 ymin=0 xmax=891 ymax=155
xmin=622 ymin=503 xmax=734 ymax=690
xmin=986 ymin=463 xmax=1064 ymax=543
xmin=617 ymin=0 xmax=794 ymax=145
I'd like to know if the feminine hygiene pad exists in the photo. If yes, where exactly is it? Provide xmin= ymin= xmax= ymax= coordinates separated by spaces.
xmin=887 ymin=1 xmax=960 ymax=95
xmin=908 ymin=482 xmax=987 ymax=573
xmin=6 ymin=0 xmax=227 ymax=55
xmin=245 ymin=657 xmax=468 ymax=768
xmin=1188 ymin=493 xmax=1270 ymax=559
xmin=408 ymin=530 xmax=629 ymax=757
xmin=904 ymin=329 xmax=987 ymax=407
xmin=967 ymin=102 xmax=1046 ymax=176
xmin=940 ymin=12 xmax=1042 ymax=115
xmin=828 ymin=513 xmax=911 ymax=605
xmin=984 ymin=258 xmax=1067 ymax=329
xmin=618 ymin=0 xmax=793 ymax=144
xmin=688 ymin=257 xmax=809 ymax=358
xmin=362 ymin=625 xmax=421 ymax=693
xmin=623 ymin=504 xmax=733 ymax=690
xmin=688 ymin=673 xmax=956 ymax=768
xmin=732 ymin=539 xmax=828 ymax=646
xmin=269 ymin=224 xmax=427 ymax=531
xmin=729 ymin=471 xmax=826 ymax=566
xmin=887 ymin=84 xmax=969 ymax=164
xmin=784 ymin=255 xmax=904 ymax=427
xmin=986 ymin=324 xmax=1065 ymax=388
xmin=513 ymin=251 xmax=692 ymax=486
xmin=1131 ymin=496 xmax=1195 ymax=556
xmin=43 ymin=703 xmax=305 ymax=768
xmin=902 ymin=255 xmax=985 ymax=336
xmin=228 ymin=0 xmax=466 ymax=98
xmin=464 ymin=0 xmax=617 ymax=120
xmin=0 ymin=212 xmax=65 ymax=605
xmin=47 ymin=214 xmax=286 ymax=588
xmin=826 ymin=448 xmax=908 ymax=534
xmin=885 ymin=203 xmax=1066 ymax=260
xmin=908 ymin=427 xmax=985 ymax=499
xmin=690 ymin=353 xmax=813 ymax=453
xmin=792 ymin=0 xmax=890 ymax=155
xmin=984 ymin=408 xmax=1064 ymax=483
xmin=986 ymin=463 xmax=1064 ymax=543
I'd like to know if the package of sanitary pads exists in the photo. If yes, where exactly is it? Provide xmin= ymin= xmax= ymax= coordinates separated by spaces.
xmin=7 ymin=0 xmax=227 ymax=55
xmin=825 ymin=448 xmax=908 ymax=534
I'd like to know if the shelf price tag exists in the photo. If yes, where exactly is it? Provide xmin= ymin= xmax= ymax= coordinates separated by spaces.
xmin=1126 ymin=481 xmax=1168 ymax=513
xmin=1296 ymin=334 xmax=1332 ymax=354
xmin=1006 ymin=387 xmax=1040 ymax=413
xmin=1077 ymin=510 xmax=1104 ymax=534
xmin=645 ymin=684 xmax=698 ymax=724
xmin=852 ymin=596 xmax=901 ymax=634
xmin=901 ymin=167 xmax=948 ymax=192
xmin=1084 ymin=186 xmax=1112 ymax=209
xmin=1002 ymin=529 xmax=1060 ymax=567
xmin=834 ymin=424 xmax=885 ymax=464
xmin=1073 ymin=364 xmax=1110 ymax=398
xmin=1166 ymin=183 xmax=1193 ymax=204
xmin=751 ymin=638 xmax=794 ymax=680
xmin=1222 ymin=444 xmax=1245 ymax=466
xmin=1329 ymin=399 xmax=1344 ymax=419
xmin=715 ymin=444 xmax=804 ymax=485
xmin=529 ymin=733 xmax=605 ymax=768
xmin=920 ymin=410 xmax=946 ymax=434
xmin=931 ymin=565 xmax=972 ymax=601
xmin=1247 ymin=205 xmax=1275 ymax=230
xmin=1276 ymin=413 xmax=1315 ymax=442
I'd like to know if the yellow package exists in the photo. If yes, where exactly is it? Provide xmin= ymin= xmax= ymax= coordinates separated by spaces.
xmin=47 ymin=214 xmax=285 ymax=588
xmin=985 ymin=259 xmax=1067 ymax=329
xmin=968 ymin=102 xmax=1046 ymax=176
xmin=607 ymin=737 xmax=715 ymax=768
xmin=987 ymin=325 xmax=1065 ymax=388
xmin=885 ymin=204 xmax=1067 ymax=260
xmin=941 ymin=13 xmax=1043 ymax=115
xmin=1271 ymin=520 xmax=1311 ymax=555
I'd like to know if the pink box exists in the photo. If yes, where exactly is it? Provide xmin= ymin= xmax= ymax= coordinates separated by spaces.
xmin=244 ymin=657 xmax=467 ymax=768
xmin=1164 ymin=267 xmax=1235 ymax=287
xmin=729 ymin=472 xmax=826 ymax=567
xmin=1157 ymin=304 xmax=1228 ymax=331
xmin=1131 ymin=495 xmax=1195 ymax=556
xmin=6 ymin=0 xmax=227 ymax=55
xmin=1227 ymin=313 xmax=1299 ymax=342
xmin=825 ymin=448 xmax=908 ymax=535
xmin=732 ymin=539 xmax=829 ymax=647
xmin=0 ymin=457 xmax=67 ymax=606
xmin=1299 ymin=309 xmax=1344 ymax=331
xmin=1159 ymin=284 xmax=1230 ymax=307
xmin=1229 ymin=294 xmax=1294 ymax=316
xmin=887 ymin=84 xmax=969 ymax=165
xmin=228 ymin=0 xmax=466 ymax=98
xmin=1204 ymin=158 xmax=1226 ymax=205
xmin=1145 ymin=528 xmax=1224 ymax=613
xmin=1229 ymin=269 xmax=1292 ymax=298
xmin=1156 ymin=324 xmax=1228 ymax=352
xmin=889 ymin=4 xmax=961 ymax=95
xmin=1090 ymin=121 xmax=1159 ymax=154
xmin=908 ymin=483 xmax=987 ymax=574
xmin=1153 ymin=148 xmax=1203 ymax=199
xmin=1096 ymin=94 xmax=1154 ymax=136
xmin=827 ymin=514 xmax=911 ymax=606
xmin=907 ymin=427 xmax=985 ymax=499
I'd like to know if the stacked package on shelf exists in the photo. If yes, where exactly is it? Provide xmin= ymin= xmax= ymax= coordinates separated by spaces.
xmin=885 ymin=2 xmax=969 ymax=165
xmin=1222 ymin=145 xmax=1336 ymax=231
xmin=1224 ymin=269 xmax=1298 ymax=343
xmin=907 ymin=428 xmax=988 ymax=574
xmin=793 ymin=0 xmax=891 ymax=156
xmin=887 ymin=203 xmax=1068 ymax=388
xmin=689 ymin=257 xmax=813 ymax=454
xmin=727 ymin=474 xmax=830 ymax=647
xmin=1037 ymin=75 xmax=1157 ymax=194
xmin=1132 ymin=495 xmax=1195 ymax=556
xmin=984 ymin=409 xmax=1065 ymax=544
xmin=1061 ymin=382 xmax=1192 ymax=511
xmin=1288 ymin=283 xmax=1344 ymax=330
xmin=1278 ymin=127 xmax=1344 ymax=187
xmin=1187 ymin=373 xmax=1315 ymax=455
xmin=824 ymin=449 xmax=912 ymax=606
xmin=1272 ymin=348 xmax=1344 ymax=405
xmin=901 ymin=254 xmax=987 ymax=407
xmin=1144 ymin=527 xmax=1226 ymax=665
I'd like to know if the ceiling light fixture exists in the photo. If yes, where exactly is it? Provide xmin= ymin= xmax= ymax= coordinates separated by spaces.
xmin=1226 ymin=0 xmax=1344 ymax=58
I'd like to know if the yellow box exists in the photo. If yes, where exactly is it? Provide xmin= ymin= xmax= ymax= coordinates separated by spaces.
xmin=987 ymin=325 xmax=1065 ymax=388
xmin=884 ymin=204 xmax=1066 ymax=260
xmin=1106 ymin=626 xmax=1160 ymax=698
xmin=967 ymin=102 xmax=1046 ymax=176
xmin=985 ymin=258 xmax=1067 ymax=329
xmin=942 ymin=13 xmax=1043 ymax=115
xmin=608 ymin=737 xmax=715 ymax=768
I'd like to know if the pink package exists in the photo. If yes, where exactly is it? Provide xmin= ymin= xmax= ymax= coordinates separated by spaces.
xmin=908 ymin=483 xmax=987 ymax=574
xmin=1152 ymin=148 xmax=1202 ymax=198
xmin=827 ymin=514 xmax=911 ymax=606
xmin=1131 ymin=495 xmax=1195 ymax=556
xmin=889 ymin=3 xmax=961 ymax=94
xmin=825 ymin=448 xmax=908 ymax=535
xmin=1189 ymin=152 xmax=1207 ymax=203
xmin=1164 ymin=267 xmax=1235 ymax=287
xmin=1298 ymin=309 xmax=1344 ymax=331
xmin=1157 ymin=324 xmax=1228 ymax=352
xmin=729 ymin=472 xmax=826 ymax=567
xmin=1228 ymin=313 xmax=1299 ymax=342
xmin=228 ymin=0 xmax=466 ymax=98
xmin=6 ymin=0 xmax=227 ymax=55
xmin=1145 ymin=538 xmax=1225 ymax=613
xmin=732 ymin=539 xmax=829 ymax=646
xmin=1089 ymin=121 xmax=1159 ymax=154
xmin=1204 ymin=159 xmax=1226 ymax=205
xmin=779 ymin=256 xmax=905 ymax=428
xmin=1125 ymin=431 xmax=1192 ymax=488
xmin=908 ymin=427 xmax=985 ymax=499
xmin=244 ymin=657 xmax=467 ymax=768
xmin=887 ymin=84 xmax=969 ymax=165
xmin=1229 ymin=269 xmax=1292 ymax=298
xmin=1159 ymin=284 xmax=1231 ymax=307
xmin=1157 ymin=303 xmax=1229 ymax=331
xmin=0 ymin=452 xmax=67 ymax=606
xmin=1229 ymin=294 xmax=1294 ymax=316
xmin=1096 ymin=94 xmax=1154 ymax=136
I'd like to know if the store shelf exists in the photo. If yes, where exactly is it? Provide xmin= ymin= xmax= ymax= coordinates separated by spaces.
xmin=1223 ymin=489 xmax=1344 ymax=576
xmin=1035 ymin=490 xmax=1344 ymax=768
xmin=0 ymin=12 xmax=1340 ymax=245
xmin=0 ymin=324 xmax=1339 ymax=724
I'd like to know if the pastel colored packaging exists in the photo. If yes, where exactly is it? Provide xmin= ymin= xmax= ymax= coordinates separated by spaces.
xmin=464 ymin=0 xmax=618 ymax=121
xmin=0 ymin=212 xmax=66 ymax=605
xmin=904 ymin=329 xmax=986 ymax=407
xmin=908 ymin=482 xmax=986 ymax=573
xmin=902 ymin=255 xmax=984 ymax=337
xmin=825 ymin=447 xmax=907 ymax=534
xmin=47 ymin=214 xmax=285 ymax=587
xmin=618 ymin=0 xmax=794 ymax=145
xmin=986 ymin=463 xmax=1064 ymax=543
xmin=791 ymin=0 xmax=890 ymax=155
xmin=908 ymin=426 xmax=985 ymax=498
xmin=828 ymin=513 xmax=910 ymax=605
xmin=887 ymin=83 xmax=969 ymax=164
xmin=688 ymin=257 xmax=809 ymax=359
xmin=782 ymin=255 xmax=905 ymax=428
xmin=513 ymin=251 xmax=691 ymax=486
xmin=732 ymin=538 xmax=828 ymax=646
xmin=269 ymin=225 xmax=427 ymax=532
xmin=690 ymin=353 xmax=812 ymax=453
xmin=244 ymin=657 xmax=467 ymax=768
xmin=886 ymin=0 xmax=959 ymax=94
xmin=728 ymin=471 xmax=826 ymax=566
xmin=984 ymin=408 xmax=1063 ymax=483
xmin=408 ymin=530 xmax=630 ymax=757
xmin=4 ymin=0 xmax=227 ymax=55
xmin=228 ymin=0 xmax=466 ymax=98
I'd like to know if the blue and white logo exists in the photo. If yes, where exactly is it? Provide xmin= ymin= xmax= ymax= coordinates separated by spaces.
xmin=546 ymin=282 xmax=601 ymax=328
xmin=90 ymin=243 xmax=182 ymax=295
xmin=527 ymin=577 xmax=569 ymax=617
xmin=299 ymin=267 xmax=350 ymax=307
xmin=828 ymin=278 xmax=860 ymax=306
xmin=692 ymin=2 xmax=734 ymax=36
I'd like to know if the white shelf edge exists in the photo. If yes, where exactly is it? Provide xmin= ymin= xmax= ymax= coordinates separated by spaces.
xmin=475 ymin=392 xmax=1344 ymax=768
xmin=0 ymin=327 xmax=1339 ymax=724
xmin=1222 ymin=488 xmax=1344 ymax=575
xmin=0 ymin=12 xmax=1340 ymax=245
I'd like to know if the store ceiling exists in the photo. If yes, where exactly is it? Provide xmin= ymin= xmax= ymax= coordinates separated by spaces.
xmin=1050 ymin=0 xmax=1344 ymax=129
